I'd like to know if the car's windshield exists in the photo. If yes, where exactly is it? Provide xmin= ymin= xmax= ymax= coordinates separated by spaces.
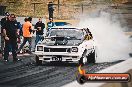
xmin=49 ymin=29 xmax=84 ymax=40
xmin=45 ymin=29 xmax=84 ymax=46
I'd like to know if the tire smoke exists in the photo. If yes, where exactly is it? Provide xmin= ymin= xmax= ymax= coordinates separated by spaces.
xmin=78 ymin=12 xmax=132 ymax=62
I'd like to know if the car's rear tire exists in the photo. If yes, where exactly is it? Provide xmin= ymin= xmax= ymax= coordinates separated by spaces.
xmin=87 ymin=50 xmax=96 ymax=63
xmin=35 ymin=55 xmax=42 ymax=65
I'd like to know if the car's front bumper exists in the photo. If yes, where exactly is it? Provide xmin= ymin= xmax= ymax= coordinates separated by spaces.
xmin=35 ymin=52 xmax=81 ymax=62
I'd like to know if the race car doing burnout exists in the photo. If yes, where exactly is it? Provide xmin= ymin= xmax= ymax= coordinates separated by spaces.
xmin=35 ymin=27 xmax=97 ymax=65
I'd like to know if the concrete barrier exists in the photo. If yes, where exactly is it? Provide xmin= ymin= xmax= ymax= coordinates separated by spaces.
xmin=63 ymin=58 xmax=132 ymax=87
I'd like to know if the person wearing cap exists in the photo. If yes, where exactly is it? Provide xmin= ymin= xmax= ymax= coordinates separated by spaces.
xmin=3 ymin=14 xmax=20 ymax=62
xmin=17 ymin=17 xmax=33 ymax=54
xmin=1 ymin=12 xmax=10 ymax=58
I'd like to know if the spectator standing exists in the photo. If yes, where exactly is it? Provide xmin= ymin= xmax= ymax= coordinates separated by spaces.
xmin=48 ymin=1 xmax=54 ymax=20
xmin=1 ymin=12 xmax=10 ymax=58
xmin=17 ymin=17 xmax=33 ymax=54
xmin=16 ymin=22 xmax=22 ymax=50
xmin=3 ymin=14 xmax=20 ymax=61
xmin=47 ymin=18 xmax=55 ymax=31
xmin=35 ymin=18 xmax=45 ymax=47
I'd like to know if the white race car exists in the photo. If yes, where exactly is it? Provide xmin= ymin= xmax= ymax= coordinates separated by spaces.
xmin=35 ymin=27 xmax=97 ymax=65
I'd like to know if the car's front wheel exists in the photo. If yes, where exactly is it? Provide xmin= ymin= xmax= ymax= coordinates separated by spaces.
xmin=35 ymin=55 xmax=42 ymax=65
xmin=87 ymin=50 xmax=96 ymax=63
xmin=79 ymin=50 xmax=87 ymax=65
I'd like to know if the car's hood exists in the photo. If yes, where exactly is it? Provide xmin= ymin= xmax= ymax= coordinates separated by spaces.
xmin=38 ymin=36 xmax=83 ymax=46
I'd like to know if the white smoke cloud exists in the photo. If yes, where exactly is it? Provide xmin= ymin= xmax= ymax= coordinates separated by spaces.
xmin=78 ymin=12 xmax=132 ymax=63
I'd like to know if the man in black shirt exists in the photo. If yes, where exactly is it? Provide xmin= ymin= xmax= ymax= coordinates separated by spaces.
xmin=48 ymin=2 xmax=54 ymax=20
xmin=3 ymin=14 xmax=20 ymax=62
xmin=35 ymin=18 xmax=45 ymax=47
xmin=1 ymin=12 xmax=10 ymax=58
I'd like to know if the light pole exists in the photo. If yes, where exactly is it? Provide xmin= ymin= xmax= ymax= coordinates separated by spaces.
xmin=31 ymin=2 xmax=42 ymax=15
xmin=58 ymin=0 xmax=60 ymax=15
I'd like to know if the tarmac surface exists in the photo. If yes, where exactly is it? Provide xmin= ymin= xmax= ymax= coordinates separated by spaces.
xmin=0 ymin=54 xmax=123 ymax=87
